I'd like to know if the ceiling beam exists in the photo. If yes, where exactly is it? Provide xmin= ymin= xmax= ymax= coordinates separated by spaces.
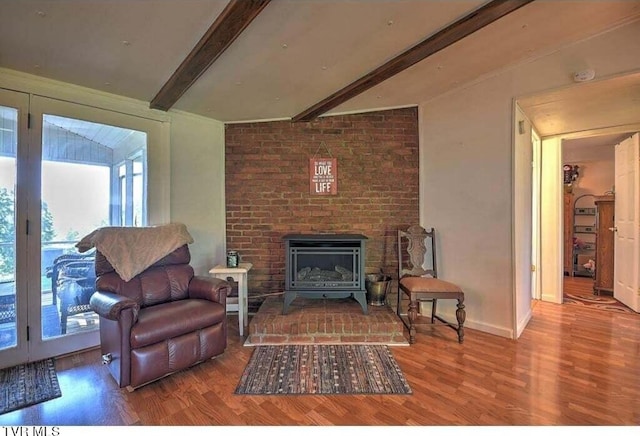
xmin=150 ymin=0 xmax=271 ymax=112
xmin=292 ymin=0 xmax=536 ymax=123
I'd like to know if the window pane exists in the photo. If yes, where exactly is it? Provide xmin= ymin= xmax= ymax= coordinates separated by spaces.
xmin=41 ymin=114 xmax=146 ymax=339
xmin=133 ymin=173 xmax=143 ymax=227
xmin=0 ymin=106 xmax=17 ymax=351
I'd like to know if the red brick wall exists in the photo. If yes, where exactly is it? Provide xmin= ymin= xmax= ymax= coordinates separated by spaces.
xmin=225 ymin=107 xmax=419 ymax=307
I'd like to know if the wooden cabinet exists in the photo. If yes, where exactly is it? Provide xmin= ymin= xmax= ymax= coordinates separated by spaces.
xmin=593 ymin=195 xmax=615 ymax=295
xmin=563 ymin=193 xmax=574 ymax=275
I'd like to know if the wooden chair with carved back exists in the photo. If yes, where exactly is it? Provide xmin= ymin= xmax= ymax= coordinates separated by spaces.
xmin=397 ymin=225 xmax=465 ymax=344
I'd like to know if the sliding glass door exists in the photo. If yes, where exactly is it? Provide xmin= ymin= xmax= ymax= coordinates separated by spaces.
xmin=0 ymin=90 xmax=154 ymax=366
xmin=0 ymin=89 xmax=29 ymax=368
xmin=28 ymin=96 xmax=149 ymax=361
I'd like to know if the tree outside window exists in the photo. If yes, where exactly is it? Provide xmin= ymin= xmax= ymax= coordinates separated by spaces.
xmin=0 ymin=187 xmax=55 ymax=278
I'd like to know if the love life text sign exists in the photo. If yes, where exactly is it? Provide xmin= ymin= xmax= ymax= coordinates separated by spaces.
xmin=309 ymin=157 xmax=337 ymax=195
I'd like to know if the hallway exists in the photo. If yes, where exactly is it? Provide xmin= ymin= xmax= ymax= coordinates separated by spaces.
xmin=563 ymin=276 xmax=637 ymax=314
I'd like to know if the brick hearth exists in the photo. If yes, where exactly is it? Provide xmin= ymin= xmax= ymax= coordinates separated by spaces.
xmin=244 ymin=296 xmax=408 ymax=346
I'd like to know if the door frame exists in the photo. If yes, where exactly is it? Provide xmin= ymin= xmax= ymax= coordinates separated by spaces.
xmin=531 ymin=128 xmax=542 ymax=300
xmin=540 ymin=136 xmax=563 ymax=304
xmin=0 ymin=88 xmax=30 ymax=369
xmin=531 ymin=125 xmax=640 ymax=307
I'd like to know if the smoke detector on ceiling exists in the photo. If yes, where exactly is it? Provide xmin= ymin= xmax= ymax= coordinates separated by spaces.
xmin=573 ymin=69 xmax=596 ymax=82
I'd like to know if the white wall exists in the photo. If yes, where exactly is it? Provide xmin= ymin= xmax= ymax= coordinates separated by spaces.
xmin=418 ymin=20 xmax=640 ymax=338
xmin=513 ymin=105 xmax=533 ymax=338
xmin=540 ymin=137 xmax=563 ymax=305
xmin=564 ymin=145 xmax=615 ymax=199
xmin=420 ymin=76 xmax=515 ymax=338
xmin=169 ymin=112 xmax=226 ymax=275
xmin=0 ymin=68 xmax=227 ymax=274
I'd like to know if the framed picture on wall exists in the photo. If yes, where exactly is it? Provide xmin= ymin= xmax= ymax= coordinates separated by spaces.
xmin=309 ymin=157 xmax=337 ymax=195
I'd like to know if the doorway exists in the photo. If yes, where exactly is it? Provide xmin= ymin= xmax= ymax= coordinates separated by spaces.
xmin=513 ymin=71 xmax=640 ymax=332
xmin=557 ymin=131 xmax=639 ymax=313
xmin=535 ymin=130 xmax=638 ymax=310
xmin=561 ymin=133 xmax=619 ymax=310
xmin=0 ymin=91 xmax=154 ymax=369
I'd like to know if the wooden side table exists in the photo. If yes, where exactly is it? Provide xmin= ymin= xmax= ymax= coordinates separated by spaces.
xmin=209 ymin=263 xmax=252 ymax=336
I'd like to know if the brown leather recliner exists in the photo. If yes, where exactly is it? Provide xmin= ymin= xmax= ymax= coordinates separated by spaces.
xmin=89 ymin=244 xmax=230 ymax=390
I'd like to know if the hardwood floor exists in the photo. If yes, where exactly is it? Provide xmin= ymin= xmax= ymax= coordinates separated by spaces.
xmin=564 ymin=275 xmax=602 ymax=298
xmin=1 ymin=300 xmax=639 ymax=426
xmin=564 ymin=275 xmax=635 ymax=313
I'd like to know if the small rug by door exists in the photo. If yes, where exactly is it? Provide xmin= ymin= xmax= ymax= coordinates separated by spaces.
xmin=564 ymin=293 xmax=637 ymax=315
xmin=235 ymin=344 xmax=412 ymax=395
xmin=0 ymin=358 xmax=61 ymax=415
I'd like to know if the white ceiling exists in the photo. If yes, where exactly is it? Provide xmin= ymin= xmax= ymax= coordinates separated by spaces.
xmin=45 ymin=115 xmax=139 ymax=149
xmin=1 ymin=0 xmax=640 ymax=125
xmin=518 ymin=71 xmax=640 ymax=136
xmin=518 ymin=70 xmax=640 ymax=149
xmin=562 ymin=132 xmax=630 ymax=160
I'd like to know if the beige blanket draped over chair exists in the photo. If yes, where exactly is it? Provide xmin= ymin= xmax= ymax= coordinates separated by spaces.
xmin=76 ymin=222 xmax=194 ymax=282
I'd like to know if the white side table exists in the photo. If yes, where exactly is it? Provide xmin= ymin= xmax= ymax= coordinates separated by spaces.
xmin=209 ymin=263 xmax=252 ymax=336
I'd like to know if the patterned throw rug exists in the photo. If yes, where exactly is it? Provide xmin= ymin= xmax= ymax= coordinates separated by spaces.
xmin=564 ymin=293 xmax=637 ymax=315
xmin=235 ymin=344 xmax=412 ymax=395
xmin=0 ymin=359 xmax=61 ymax=415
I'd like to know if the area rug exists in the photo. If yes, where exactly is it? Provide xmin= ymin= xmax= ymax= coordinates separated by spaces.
xmin=235 ymin=344 xmax=412 ymax=395
xmin=0 ymin=358 xmax=61 ymax=415
xmin=564 ymin=293 xmax=637 ymax=315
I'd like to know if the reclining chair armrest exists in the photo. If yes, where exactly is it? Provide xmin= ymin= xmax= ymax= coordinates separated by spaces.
xmin=188 ymin=276 xmax=229 ymax=305
xmin=90 ymin=291 xmax=139 ymax=322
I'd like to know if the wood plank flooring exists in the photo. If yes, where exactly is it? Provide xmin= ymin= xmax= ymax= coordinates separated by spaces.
xmin=1 ymin=291 xmax=638 ymax=426
xmin=563 ymin=276 xmax=635 ymax=313
xmin=564 ymin=275 xmax=606 ymax=298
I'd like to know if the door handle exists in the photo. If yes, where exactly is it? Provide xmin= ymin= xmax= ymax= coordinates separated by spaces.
xmin=608 ymin=227 xmax=618 ymax=232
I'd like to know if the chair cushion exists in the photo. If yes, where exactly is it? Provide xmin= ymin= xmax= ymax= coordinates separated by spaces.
xmin=130 ymin=299 xmax=225 ymax=349
xmin=400 ymin=276 xmax=462 ymax=294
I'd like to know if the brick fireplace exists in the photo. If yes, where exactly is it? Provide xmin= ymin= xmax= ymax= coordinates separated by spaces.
xmin=225 ymin=107 xmax=419 ymax=311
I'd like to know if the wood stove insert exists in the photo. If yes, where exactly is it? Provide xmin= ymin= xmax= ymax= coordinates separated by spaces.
xmin=283 ymin=234 xmax=368 ymax=315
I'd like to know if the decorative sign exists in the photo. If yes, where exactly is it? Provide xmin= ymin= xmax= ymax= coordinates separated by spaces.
xmin=309 ymin=157 xmax=337 ymax=195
